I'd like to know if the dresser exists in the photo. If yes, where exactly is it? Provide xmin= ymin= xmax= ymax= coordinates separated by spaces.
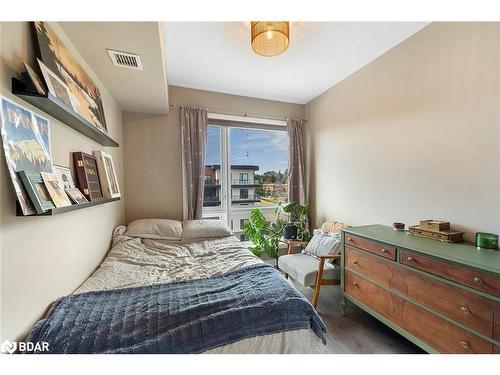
xmin=340 ymin=225 xmax=500 ymax=354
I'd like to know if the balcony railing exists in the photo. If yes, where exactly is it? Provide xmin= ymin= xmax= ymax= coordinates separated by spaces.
xmin=204 ymin=179 xmax=220 ymax=186
xmin=231 ymin=179 xmax=259 ymax=186
xmin=203 ymin=196 xmax=221 ymax=203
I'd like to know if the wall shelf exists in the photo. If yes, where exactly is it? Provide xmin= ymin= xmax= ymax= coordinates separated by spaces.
xmin=11 ymin=77 xmax=119 ymax=147
xmin=17 ymin=197 xmax=121 ymax=217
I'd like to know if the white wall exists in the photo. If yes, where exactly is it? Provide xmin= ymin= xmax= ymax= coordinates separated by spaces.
xmin=0 ymin=22 xmax=125 ymax=341
xmin=306 ymin=22 xmax=500 ymax=241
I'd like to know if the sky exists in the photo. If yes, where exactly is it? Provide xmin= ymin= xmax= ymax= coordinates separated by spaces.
xmin=206 ymin=126 xmax=288 ymax=173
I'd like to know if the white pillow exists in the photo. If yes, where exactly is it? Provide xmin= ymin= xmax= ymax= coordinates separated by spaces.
xmin=183 ymin=220 xmax=233 ymax=239
xmin=125 ymin=219 xmax=183 ymax=240
xmin=302 ymin=231 xmax=341 ymax=258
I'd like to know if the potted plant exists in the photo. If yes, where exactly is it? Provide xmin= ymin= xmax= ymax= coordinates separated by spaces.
xmin=280 ymin=202 xmax=311 ymax=241
xmin=243 ymin=208 xmax=287 ymax=267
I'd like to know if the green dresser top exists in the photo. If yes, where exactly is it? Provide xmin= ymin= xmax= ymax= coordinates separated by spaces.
xmin=342 ymin=225 xmax=500 ymax=275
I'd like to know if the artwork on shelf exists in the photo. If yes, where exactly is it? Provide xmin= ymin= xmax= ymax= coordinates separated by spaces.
xmin=94 ymin=150 xmax=120 ymax=199
xmin=38 ymin=59 xmax=75 ymax=110
xmin=0 ymin=96 xmax=53 ymax=215
xmin=18 ymin=170 xmax=55 ymax=214
xmin=41 ymin=172 xmax=72 ymax=208
xmin=23 ymin=62 xmax=46 ymax=95
xmin=65 ymin=187 xmax=89 ymax=204
xmin=53 ymin=164 xmax=75 ymax=190
xmin=33 ymin=22 xmax=107 ymax=132
xmin=72 ymin=151 xmax=103 ymax=201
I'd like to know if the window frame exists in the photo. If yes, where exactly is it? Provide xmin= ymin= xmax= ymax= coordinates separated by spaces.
xmin=201 ymin=113 xmax=288 ymax=224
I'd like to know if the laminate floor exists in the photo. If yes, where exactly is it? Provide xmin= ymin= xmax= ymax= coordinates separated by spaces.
xmin=289 ymin=278 xmax=425 ymax=354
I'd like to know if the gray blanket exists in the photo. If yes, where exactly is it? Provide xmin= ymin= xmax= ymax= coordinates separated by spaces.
xmin=26 ymin=264 xmax=326 ymax=353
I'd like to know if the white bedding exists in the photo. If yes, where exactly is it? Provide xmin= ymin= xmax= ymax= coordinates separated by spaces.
xmin=75 ymin=226 xmax=327 ymax=354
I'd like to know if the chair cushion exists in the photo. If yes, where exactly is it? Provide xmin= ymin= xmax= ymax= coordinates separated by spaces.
xmin=302 ymin=231 xmax=342 ymax=257
xmin=278 ymin=253 xmax=340 ymax=287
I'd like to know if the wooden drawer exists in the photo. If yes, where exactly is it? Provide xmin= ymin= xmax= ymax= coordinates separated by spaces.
xmin=345 ymin=271 xmax=493 ymax=353
xmin=345 ymin=234 xmax=396 ymax=261
xmin=345 ymin=245 xmax=395 ymax=288
xmin=400 ymin=251 xmax=500 ymax=297
xmin=345 ymin=270 xmax=404 ymax=326
xmin=393 ymin=266 xmax=495 ymax=337
xmin=402 ymin=302 xmax=493 ymax=354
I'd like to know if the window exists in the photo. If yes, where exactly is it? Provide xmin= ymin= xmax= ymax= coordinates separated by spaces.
xmin=202 ymin=118 xmax=288 ymax=240
xmin=239 ymin=189 xmax=249 ymax=199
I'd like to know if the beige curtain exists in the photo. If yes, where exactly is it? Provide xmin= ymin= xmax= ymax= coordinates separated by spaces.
xmin=287 ymin=118 xmax=307 ymax=205
xmin=181 ymin=106 xmax=208 ymax=219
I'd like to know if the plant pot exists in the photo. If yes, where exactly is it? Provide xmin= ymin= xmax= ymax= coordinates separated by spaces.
xmin=283 ymin=224 xmax=298 ymax=240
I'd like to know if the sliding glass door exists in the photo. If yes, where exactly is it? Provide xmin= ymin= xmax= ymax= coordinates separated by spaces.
xmin=202 ymin=121 xmax=288 ymax=241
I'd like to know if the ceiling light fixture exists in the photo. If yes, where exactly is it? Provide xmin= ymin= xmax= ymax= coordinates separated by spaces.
xmin=251 ymin=21 xmax=289 ymax=57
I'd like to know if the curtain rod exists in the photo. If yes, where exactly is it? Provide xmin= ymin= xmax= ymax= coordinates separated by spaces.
xmin=168 ymin=104 xmax=290 ymax=122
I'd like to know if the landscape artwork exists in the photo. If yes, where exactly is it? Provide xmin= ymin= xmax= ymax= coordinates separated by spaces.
xmin=0 ymin=97 xmax=53 ymax=215
xmin=33 ymin=21 xmax=107 ymax=132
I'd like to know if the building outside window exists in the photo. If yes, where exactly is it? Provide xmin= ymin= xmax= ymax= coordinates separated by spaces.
xmin=202 ymin=119 xmax=288 ymax=241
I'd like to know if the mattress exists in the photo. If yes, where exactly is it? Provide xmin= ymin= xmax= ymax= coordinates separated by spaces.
xmin=74 ymin=226 xmax=328 ymax=353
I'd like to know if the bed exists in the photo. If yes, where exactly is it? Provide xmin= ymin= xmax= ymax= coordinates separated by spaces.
xmin=26 ymin=220 xmax=328 ymax=354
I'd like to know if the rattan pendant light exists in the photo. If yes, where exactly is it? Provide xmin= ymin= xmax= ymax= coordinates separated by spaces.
xmin=251 ymin=22 xmax=289 ymax=57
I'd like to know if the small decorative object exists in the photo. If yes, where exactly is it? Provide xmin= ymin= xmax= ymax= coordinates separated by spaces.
xmin=393 ymin=222 xmax=405 ymax=231
xmin=41 ymin=172 xmax=72 ymax=208
xmin=475 ymin=233 xmax=498 ymax=250
xmin=0 ymin=96 xmax=52 ymax=215
xmin=72 ymin=151 xmax=103 ymax=201
xmin=409 ymin=224 xmax=464 ymax=243
xmin=37 ymin=59 xmax=75 ymax=111
xmin=23 ymin=62 xmax=46 ymax=95
xmin=18 ymin=170 xmax=55 ymax=214
xmin=93 ymin=150 xmax=120 ymax=198
xmin=65 ymin=188 xmax=89 ymax=204
xmin=53 ymin=165 xmax=76 ymax=190
xmin=33 ymin=22 xmax=107 ymax=131
xmin=420 ymin=220 xmax=450 ymax=232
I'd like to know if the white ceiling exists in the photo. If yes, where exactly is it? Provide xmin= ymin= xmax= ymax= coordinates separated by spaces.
xmin=164 ymin=22 xmax=429 ymax=104
xmin=60 ymin=22 xmax=169 ymax=114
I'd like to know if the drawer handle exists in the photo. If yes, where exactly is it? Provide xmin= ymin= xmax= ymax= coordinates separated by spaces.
xmin=352 ymin=281 xmax=359 ymax=287
xmin=460 ymin=341 xmax=470 ymax=350
xmin=353 ymin=260 xmax=359 ymax=265
xmin=348 ymin=238 xmax=354 ymax=242
xmin=473 ymin=277 xmax=483 ymax=285
xmin=460 ymin=306 xmax=470 ymax=315
xmin=381 ymin=248 xmax=387 ymax=253
xmin=407 ymin=256 xmax=414 ymax=262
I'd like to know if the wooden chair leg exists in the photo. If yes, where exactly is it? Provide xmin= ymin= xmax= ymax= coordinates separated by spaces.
xmin=312 ymin=258 xmax=326 ymax=309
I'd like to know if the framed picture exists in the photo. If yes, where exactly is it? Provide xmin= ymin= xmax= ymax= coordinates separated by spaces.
xmin=72 ymin=151 xmax=103 ymax=201
xmin=65 ymin=188 xmax=89 ymax=204
xmin=33 ymin=22 xmax=107 ymax=132
xmin=0 ymin=96 xmax=53 ymax=215
xmin=41 ymin=172 xmax=72 ymax=208
xmin=53 ymin=164 xmax=75 ymax=190
xmin=23 ymin=62 xmax=46 ymax=95
xmin=94 ymin=150 xmax=120 ymax=199
xmin=37 ymin=59 xmax=75 ymax=111
xmin=18 ymin=170 xmax=55 ymax=214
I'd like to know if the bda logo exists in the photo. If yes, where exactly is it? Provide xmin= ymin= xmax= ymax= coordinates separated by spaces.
xmin=1 ymin=340 xmax=17 ymax=354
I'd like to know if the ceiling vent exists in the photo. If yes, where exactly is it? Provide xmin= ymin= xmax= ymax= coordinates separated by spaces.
xmin=107 ymin=49 xmax=143 ymax=70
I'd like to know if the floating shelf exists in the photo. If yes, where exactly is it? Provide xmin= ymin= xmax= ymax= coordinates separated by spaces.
xmin=12 ymin=77 xmax=119 ymax=147
xmin=17 ymin=197 xmax=121 ymax=217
